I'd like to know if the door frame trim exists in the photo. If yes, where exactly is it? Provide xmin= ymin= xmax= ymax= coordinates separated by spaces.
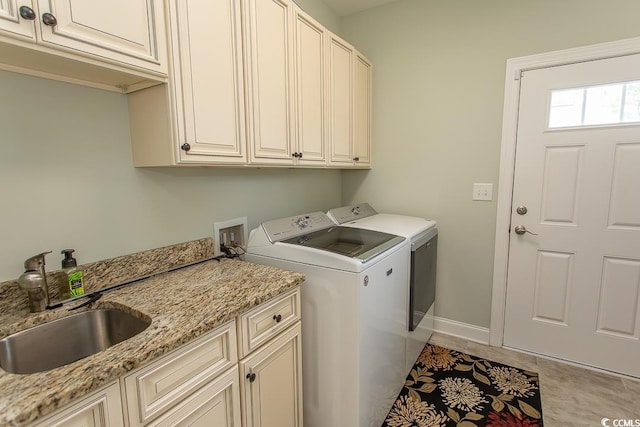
xmin=490 ymin=36 xmax=640 ymax=346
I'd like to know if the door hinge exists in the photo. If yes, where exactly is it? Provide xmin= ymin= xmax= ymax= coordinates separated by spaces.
xmin=514 ymin=69 xmax=523 ymax=81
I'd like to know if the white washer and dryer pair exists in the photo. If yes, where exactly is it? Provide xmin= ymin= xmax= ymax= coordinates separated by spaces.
xmin=328 ymin=203 xmax=438 ymax=373
xmin=245 ymin=211 xmax=410 ymax=427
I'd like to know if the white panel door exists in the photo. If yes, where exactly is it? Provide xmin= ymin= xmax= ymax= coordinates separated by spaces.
xmin=35 ymin=0 xmax=165 ymax=72
xmin=244 ymin=0 xmax=295 ymax=165
xmin=504 ymin=54 xmax=640 ymax=377
xmin=169 ymin=0 xmax=246 ymax=164
xmin=0 ymin=0 xmax=35 ymax=39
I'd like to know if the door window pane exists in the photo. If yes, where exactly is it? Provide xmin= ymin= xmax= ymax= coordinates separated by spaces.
xmin=549 ymin=89 xmax=584 ymax=128
xmin=584 ymin=84 xmax=623 ymax=125
xmin=623 ymin=82 xmax=640 ymax=123
xmin=548 ymin=80 xmax=640 ymax=128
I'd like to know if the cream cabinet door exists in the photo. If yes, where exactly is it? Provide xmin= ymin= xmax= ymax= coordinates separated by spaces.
xmin=244 ymin=0 xmax=296 ymax=165
xmin=354 ymin=51 xmax=372 ymax=168
xmin=169 ymin=0 xmax=247 ymax=164
xmin=148 ymin=367 xmax=242 ymax=427
xmin=0 ymin=0 xmax=36 ymax=39
xmin=31 ymin=381 xmax=124 ymax=427
xmin=240 ymin=323 xmax=303 ymax=427
xmin=326 ymin=32 xmax=355 ymax=166
xmin=34 ymin=0 xmax=166 ymax=73
xmin=293 ymin=7 xmax=325 ymax=165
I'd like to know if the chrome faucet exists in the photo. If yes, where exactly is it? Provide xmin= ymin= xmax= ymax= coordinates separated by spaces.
xmin=17 ymin=251 xmax=52 ymax=312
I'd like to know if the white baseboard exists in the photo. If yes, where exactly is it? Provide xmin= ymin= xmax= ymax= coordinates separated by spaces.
xmin=433 ymin=316 xmax=490 ymax=345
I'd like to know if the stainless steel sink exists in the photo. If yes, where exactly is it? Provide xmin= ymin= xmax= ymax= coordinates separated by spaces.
xmin=0 ymin=308 xmax=151 ymax=374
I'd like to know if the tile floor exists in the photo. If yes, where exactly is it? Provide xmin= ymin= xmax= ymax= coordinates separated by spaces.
xmin=428 ymin=332 xmax=640 ymax=427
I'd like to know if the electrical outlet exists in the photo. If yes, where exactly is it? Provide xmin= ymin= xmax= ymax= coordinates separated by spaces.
xmin=473 ymin=183 xmax=493 ymax=201
xmin=214 ymin=217 xmax=248 ymax=256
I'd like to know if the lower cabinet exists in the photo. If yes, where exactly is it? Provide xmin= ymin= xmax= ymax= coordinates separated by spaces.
xmin=31 ymin=381 xmax=124 ymax=427
xmin=28 ymin=288 xmax=302 ymax=427
xmin=122 ymin=321 xmax=239 ymax=427
xmin=239 ymin=323 xmax=303 ymax=427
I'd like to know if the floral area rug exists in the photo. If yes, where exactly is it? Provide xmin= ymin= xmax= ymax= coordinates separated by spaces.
xmin=382 ymin=344 xmax=543 ymax=426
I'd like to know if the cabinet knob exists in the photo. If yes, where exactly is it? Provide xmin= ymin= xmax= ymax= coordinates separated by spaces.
xmin=181 ymin=143 xmax=191 ymax=152
xmin=353 ymin=157 xmax=360 ymax=162
xmin=273 ymin=314 xmax=282 ymax=323
xmin=246 ymin=372 xmax=256 ymax=383
xmin=42 ymin=12 xmax=57 ymax=26
xmin=19 ymin=6 xmax=36 ymax=20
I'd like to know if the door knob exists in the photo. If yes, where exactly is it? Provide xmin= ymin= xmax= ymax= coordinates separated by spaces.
xmin=514 ymin=225 xmax=538 ymax=236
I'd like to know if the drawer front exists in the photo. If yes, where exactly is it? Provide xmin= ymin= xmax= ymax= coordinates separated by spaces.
xmin=123 ymin=321 xmax=237 ymax=427
xmin=148 ymin=366 xmax=241 ymax=427
xmin=32 ymin=381 xmax=124 ymax=427
xmin=238 ymin=288 xmax=300 ymax=358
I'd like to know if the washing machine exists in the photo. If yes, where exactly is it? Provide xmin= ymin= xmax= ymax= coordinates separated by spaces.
xmin=245 ymin=211 xmax=410 ymax=427
xmin=328 ymin=203 xmax=438 ymax=373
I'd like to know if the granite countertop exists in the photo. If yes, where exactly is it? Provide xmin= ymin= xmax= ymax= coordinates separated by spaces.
xmin=0 ymin=258 xmax=305 ymax=426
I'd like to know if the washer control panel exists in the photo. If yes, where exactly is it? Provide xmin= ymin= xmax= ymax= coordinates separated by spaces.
xmin=261 ymin=211 xmax=335 ymax=242
xmin=327 ymin=203 xmax=378 ymax=224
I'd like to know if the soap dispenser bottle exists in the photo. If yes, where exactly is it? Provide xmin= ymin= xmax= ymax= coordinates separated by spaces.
xmin=61 ymin=249 xmax=85 ymax=297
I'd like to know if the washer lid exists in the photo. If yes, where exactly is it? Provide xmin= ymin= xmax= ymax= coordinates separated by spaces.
xmin=282 ymin=225 xmax=405 ymax=264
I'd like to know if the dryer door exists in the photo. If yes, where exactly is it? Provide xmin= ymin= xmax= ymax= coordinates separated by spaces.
xmin=410 ymin=232 xmax=437 ymax=331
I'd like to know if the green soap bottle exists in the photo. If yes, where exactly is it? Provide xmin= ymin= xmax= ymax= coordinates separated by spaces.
xmin=61 ymin=249 xmax=85 ymax=297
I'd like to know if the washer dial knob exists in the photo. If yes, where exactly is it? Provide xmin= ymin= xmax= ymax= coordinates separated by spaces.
xmin=294 ymin=216 xmax=310 ymax=229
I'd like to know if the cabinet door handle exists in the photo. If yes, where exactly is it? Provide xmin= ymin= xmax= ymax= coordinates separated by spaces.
xmin=353 ymin=157 xmax=360 ymax=162
xmin=246 ymin=372 xmax=256 ymax=383
xmin=19 ymin=6 xmax=36 ymax=20
xmin=181 ymin=143 xmax=191 ymax=152
xmin=42 ymin=13 xmax=58 ymax=26
xmin=273 ymin=314 xmax=282 ymax=323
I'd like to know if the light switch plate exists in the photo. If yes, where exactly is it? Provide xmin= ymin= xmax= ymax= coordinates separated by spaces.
xmin=473 ymin=183 xmax=493 ymax=201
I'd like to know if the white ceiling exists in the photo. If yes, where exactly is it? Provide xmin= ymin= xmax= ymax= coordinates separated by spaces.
xmin=321 ymin=0 xmax=399 ymax=17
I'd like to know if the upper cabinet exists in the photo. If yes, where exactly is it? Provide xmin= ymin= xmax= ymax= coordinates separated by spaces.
xmin=326 ymin=33 xmax=355 ymax=167
xmin=243 ymin=0 xmax=296 ymax=166
xmin=243 ymin=1 xmax=327 ymax=167
xmin=354 ymin=52 xmax=372 ymax=167
xmin=127 ymin=0 xmax=370 ymax=169
xmin=293 ymin=7 xmax=327 ymax=166
xmin=0 ymin=0 xmax=167 ymax=92
xmin=129 ymin=0 xmax=248 ymax=166
xmin=326 ymin=33 xmax=372 ymax=169
xmin=0 ymin=1 xmax=36 ymax=39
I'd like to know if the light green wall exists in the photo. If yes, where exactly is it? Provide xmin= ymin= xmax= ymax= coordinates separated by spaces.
xmin=0 ymin=71 xmax=341 ymax=281
xmin=294 ymin=0 xmax=340 ymax=33
xmin=339 ymin=0 xmax=640 ymax=328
